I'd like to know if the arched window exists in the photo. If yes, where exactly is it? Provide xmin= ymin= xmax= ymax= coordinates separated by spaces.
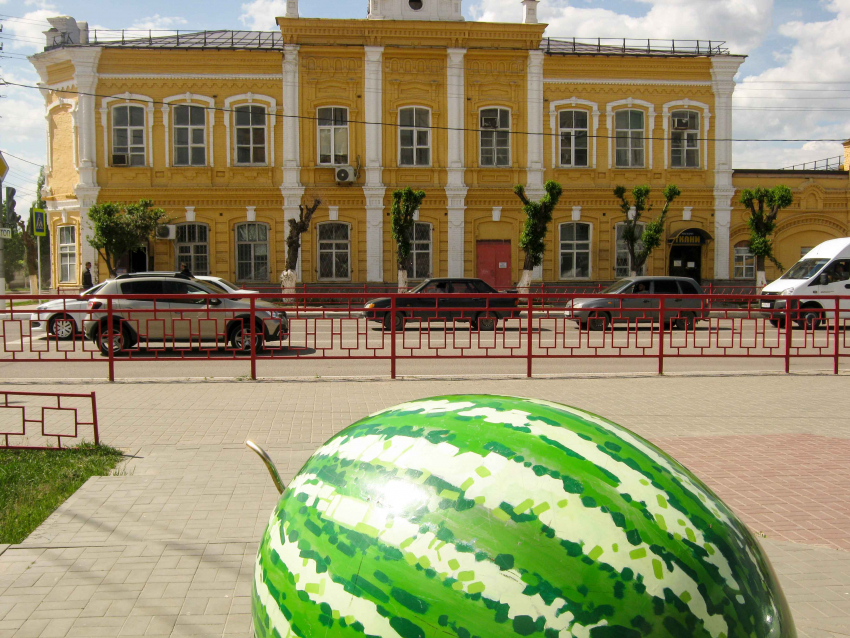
xmin=235 ymin=222 xmax=269 ymax=281
xmin=615 ymin=222 xmax=647 ymax=278
xmin=399 ymin=107 xmax=431 ymax=167
xmin=559 ymin=222 xmax=591 ymax=279
xmin=112 ymin=105 xmax=146 ymax=166
xmin=58 ymin=226 xmax=77 ymax=283
xmin=734 ymin=241 xmax=755 ymax=279
xmin=176 ymin=223 xmax=210 ymax=276
xmin=173 ymin=105 xmax=206 ymax=166
xmin=670 ymin=110 xmax=700 ymax=168
xmin=479 ymin=107 xmax=510 ymax=167
xmin=407 ymin=222 xmax=432 ymax=280
xmin=558 ymin=110 xmax=589 ymax=167
xmin=318 ymin=222 xmax=351 ymax=280
xmin=234 ymin=105 xmax=267 ymax=165
xmin=614 ymin=109 xmax=645 ymax=168
xmin=318 ymin=107 xmax=349 ymax=165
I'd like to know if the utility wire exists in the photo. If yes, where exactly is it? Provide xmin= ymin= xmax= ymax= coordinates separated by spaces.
xmin=0 ymin=150 xmax=43 ymax=167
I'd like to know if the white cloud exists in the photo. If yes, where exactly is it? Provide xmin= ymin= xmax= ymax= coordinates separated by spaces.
xmin=2 ymin=7 xmax=57 ymax=51
xmin=129 ymin=15 xmax=188 ymax=30
xmin=239 ymin=0 xmax=287 ymax=31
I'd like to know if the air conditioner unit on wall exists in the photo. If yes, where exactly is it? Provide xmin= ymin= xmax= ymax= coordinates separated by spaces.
xmin=156 ymin=224 xmax=177 ymax=240
xmin=335 ymin=166 xmax=356 ymax=184
xmin=672 ymin=117 xmax=691 ymax=131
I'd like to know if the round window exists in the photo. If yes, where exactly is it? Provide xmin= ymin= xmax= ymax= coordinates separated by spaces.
xmin=409 ymin=0 xmax=423 ymax=9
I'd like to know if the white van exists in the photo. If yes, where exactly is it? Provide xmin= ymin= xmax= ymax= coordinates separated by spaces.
xmin=760 ymin=238 xmax=850 ymax=328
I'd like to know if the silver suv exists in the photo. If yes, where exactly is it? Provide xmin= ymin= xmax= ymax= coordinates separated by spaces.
xmin=83 ymin=274 xmax=287 ymax=355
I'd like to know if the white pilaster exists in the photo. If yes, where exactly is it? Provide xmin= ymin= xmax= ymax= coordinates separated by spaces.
xmin=711 ymin=56 xmax=745 ymax=280
xmin=282 ymin=45 xmax=301 ymax=190
xmin=446 ymin=47 xmax=468 ymax=278
xmin=526 ymin=49 xmax=545 ymax=198
xmin=447 ymin=192 xmax=467 ymax=278
xmin=285 ymin=0 xmax=298 ymax=18
xmin=364 ymin=45 xmax=386 ymax=282
xmin=522 ymin=0 xmax=539 ymax=25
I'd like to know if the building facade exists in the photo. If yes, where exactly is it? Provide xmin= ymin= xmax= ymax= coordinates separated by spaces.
xmin=29 ymin=1 xmax=850 ymax=291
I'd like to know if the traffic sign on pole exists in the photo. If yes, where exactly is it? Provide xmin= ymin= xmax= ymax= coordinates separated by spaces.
xmin=0 ymin=152 xmax=8 ymax=182
xmin=33 ymin=208 xmax=47 ymax=237
xmin=0 ymin=228 xmax=11 ymax=239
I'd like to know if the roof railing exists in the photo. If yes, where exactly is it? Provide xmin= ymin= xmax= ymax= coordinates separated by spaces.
xmin=780 ymin=156 xmax=844 ymax=171
xmin=543 ymin=37 xmax=730 ymax=57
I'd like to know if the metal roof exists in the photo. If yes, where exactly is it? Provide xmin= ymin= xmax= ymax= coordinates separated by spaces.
xmin=48 ymin=30 xmax=283 ymax=51
xmin=541 ymin=37 xmax=730 ymax=57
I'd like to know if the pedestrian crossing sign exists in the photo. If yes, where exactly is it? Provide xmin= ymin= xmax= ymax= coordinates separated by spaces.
xmin=33 ymin=209 xmax=47 ymax=237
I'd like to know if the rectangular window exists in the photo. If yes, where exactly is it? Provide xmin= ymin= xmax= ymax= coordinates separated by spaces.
xmin=480 ymin=108 xmax=510 ymax=167
xmin=112 ymin=105 xmax=146 ymax=166
xmin=235 ymin=105 xmax=267 ymax=165
xmin=559 ymin=223 xmax=591 ymax=279
xmin=176 ymin=224 xmax=210 ymax=276
xmin=318 ymin=107 xmax=349 ymax=165
xmin=399 ymin=107 xmax=431 ymax=167
xmin=174 ymin=105 xmax=206 ymax=166
xmin=734 ymin=244 xmax=755 ymax=279
xmin=559 ymin=110 xmax=589 ymax=167
xmin=407 ymin=222 xmax=432 ymax=280
xmin=236 ymin=223 xmax=269 ymax=281
xmin=318 ymin=223 xmax=351 ymax=280
xmin=615 ymin=223 xmax=646 ymax=278
xmin=614 ymin=109 xmax=645 ymax=168
xmin=800 ymin=246 xmax=813 ymax=258
xmin=58 ymin=226 xmax=76 ymax=284
xmin=670 ymin=110 xmax=700 ymax=168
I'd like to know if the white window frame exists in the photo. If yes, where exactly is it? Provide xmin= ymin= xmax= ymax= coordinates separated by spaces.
xmin=558 ymin=222 xmax=592 ymax=280
xmin=662 ymin=100 xmax=711 ymax=170
xmin=317 ymin=106 xmax=350 ymax=166
xmin=556 ymin=110 xmax=590 ymax=168
xmin=734 ymin=242 xmax=755 ymax=280
xmin=235 ymin=222 xmax=270 ymax=282
xmin=58 ymin=225 xmax=77 ymax=284
xmin=223 ymin=94 xmax=276 ymax=167
xmin=176 ymin=223 xmax=210 ymax=276
xmin=613 ymin=109 xmax=646 ymax=169
xmin=606 ymin=99 xmax=655 ymax=169
xmin=100 ymin=94 xmax=154 ymax=168
xmin=162 ymin=94 xmax=215 ymax=168
xmin=317 ymin=222 xmax=352 ymax=281
xmin=669 ymin=110 xmax=700 ymax=169
xmin=407 ymin=222 xmax=433 ymax=280
xmin=398 ymin=106 xmax=432 ymax=167
xmin=615 ymin=222 xmax=647 ymax=278
xmin=479 ymin=107 xmax=511 ymax=167
xmin=550 ymin=99 xmax=599 ymax=169
xmin=110 ymin=104 xmax=146 ymax=167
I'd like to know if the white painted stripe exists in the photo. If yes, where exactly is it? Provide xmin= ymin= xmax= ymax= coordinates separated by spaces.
xmin=254 ymin=556 xmax=297 ymax=638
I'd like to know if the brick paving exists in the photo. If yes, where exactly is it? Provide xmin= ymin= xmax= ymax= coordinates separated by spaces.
xmin=1 ymin=374 xmax=849 ymax=637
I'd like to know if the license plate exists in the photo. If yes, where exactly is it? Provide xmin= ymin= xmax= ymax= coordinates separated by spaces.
xmin=761 ymin=302 xmax=772 ymax=308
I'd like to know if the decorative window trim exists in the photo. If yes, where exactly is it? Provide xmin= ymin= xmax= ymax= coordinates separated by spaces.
xmin=162 ymin=94 xmax=215 ymax=168
xmin=558 ymin=221 xmax=593 ymax=280
xmin=478 ymin=106 xmax=512 ymax=167
xmin=549 ymin=99 xmax=599 ymax=169
xmin=316 ymin=105 xmax=351 ymax=167
xmin=733 ymin=241 xmax=755 ymax=280
xmin=662 ymin=99 xmax=711 ymax=170
xmin=397 ymin=106 xmax=432 ymax=168
xmin=407 ymin=221 xmax=433 ymax=280
xmin=606 ymin=98 xmax=656 ymax=170
xmin=99 ymin=93 xmax=155 ymax=167
xmin=234 ymin=221 xmax=271 ymax=282
xmin=223 ymin=93 xmax=277 ymax=167
xmin=57 ymin=224 xmax=78 ymax=284
xmin=175 ymin=222 xmax=211 ymax=276
xmin=316 ymin=221 xmax=352 ymax=281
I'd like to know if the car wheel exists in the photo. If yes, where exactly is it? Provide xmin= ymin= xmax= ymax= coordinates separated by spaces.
xmin=48 ymin=315 xmax=76 ymax=340
xmin=96 ymin=324 xmax=133 ymax=357
xmin=802 ymin=311 xmax=824 ymax=330
xmin=674 ymin=313 xmax=696 ymax=331
xmin=769 ymin=318 xmax=786 ymax=329
xmin=229 ymin=322 xmax=265 ymax=352
xmin=473 ymin=313 xmax=498 ymax=331
xmin=383 ymin=312 xmax=405 ymax=332
xmin=588 ymin=312 xmax=610 ymax=332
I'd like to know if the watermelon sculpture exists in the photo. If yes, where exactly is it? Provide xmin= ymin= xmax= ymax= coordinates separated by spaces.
xmin=251 ymin=395 xmax=795 ymax=638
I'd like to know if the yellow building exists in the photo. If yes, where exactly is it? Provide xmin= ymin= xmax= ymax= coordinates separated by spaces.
xmin=29 ymin=1 xmax=850 ymax=291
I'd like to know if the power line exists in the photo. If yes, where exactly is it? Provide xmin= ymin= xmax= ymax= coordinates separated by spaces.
xmin=0 ymin=13 xmax=52 ymax=26
xmin=4 ymin=80 xmax=850 ymax=143
xmin=0 ymin=150 xmax=43 ymax=167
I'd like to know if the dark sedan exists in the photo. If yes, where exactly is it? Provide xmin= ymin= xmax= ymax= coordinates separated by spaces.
xmin=362 ymin=278 xmax=520 ymax=330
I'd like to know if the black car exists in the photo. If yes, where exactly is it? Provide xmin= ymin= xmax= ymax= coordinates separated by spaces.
xmin=362 ymin=278 xmax=520 ymax=330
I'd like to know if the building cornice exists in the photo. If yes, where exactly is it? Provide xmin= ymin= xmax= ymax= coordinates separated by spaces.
xmin=99 ymin=73 xmax=281 ymax=80
xmin=544 ymin=78 xmax=712 ymax=87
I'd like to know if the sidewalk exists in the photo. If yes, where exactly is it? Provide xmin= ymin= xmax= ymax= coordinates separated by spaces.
xmin=1 ymin=375 xmax=849 ymax=637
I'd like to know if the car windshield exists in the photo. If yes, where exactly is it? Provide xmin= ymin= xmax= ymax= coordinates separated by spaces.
xmin=780 ymin=259 xmax=829 ymax=280
xmin=598 ymin=279 xmax=635 ymax=294
xmin=410 ymin=281 xmax=432 ymax=293
xmin=200 ymin=280 xmax=229 ymax=294
xmin=216 ymin=278 xmax=242 ymax=291
xmin=83 ymin=283 xmax=106 ymax=296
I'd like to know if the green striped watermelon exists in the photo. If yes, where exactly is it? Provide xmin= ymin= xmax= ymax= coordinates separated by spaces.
xmin=252 ymin=395 xmax=795 ymax=638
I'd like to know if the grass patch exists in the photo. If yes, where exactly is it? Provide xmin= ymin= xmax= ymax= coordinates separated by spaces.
xmin=0 ymin=443 xmax=124 ymax=544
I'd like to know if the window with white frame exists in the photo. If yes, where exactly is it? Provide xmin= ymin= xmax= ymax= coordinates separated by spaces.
xmin=734 ymin=242 xmax=755 ymax=279
xmin=399 ymin=107 xmax=431 ymax=166
xmin=176 ymin=223 xmax=209 ymax=276
xmin=58 ymin=226 xmax=76 ymax=284
xmin=174 ymin=105 xmax=206 ymax=166
xmin=112 ymin=105 xmax=146 ymax=166
xmin=235 ymin=223 xmax=269 ymax=281
xmin=615 ymin=222 xmax=647 ymax=278
xmin=670 ymin=110 xmax=700 ymax=168
xmin=407 ymin=222 xmax=432 ymax=280
xmin=614 ymin=109 xmax=645 ymax=168
xmin=318 ymin=107 xmax=349 ymax=165
xmin=318 ymin=223 xmax=351 ymax=280
xmin=234 ymin=105 xmax=267 ymax=165
xmin=480 ymin=108 xmax=510 ymax=167
xmin=800 ymin=246 xmax=813 ymax=258
xmin=558 ymin=110 xmax=589 ymax=167
xmin=559 ymin=222 xmax=591 ymax=279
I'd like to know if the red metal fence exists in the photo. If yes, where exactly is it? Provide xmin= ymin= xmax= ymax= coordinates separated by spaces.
xmin=2 ymin=292 xmax=847 ymax=380
xmin=0 ymin=390 xmax=99 ymax=450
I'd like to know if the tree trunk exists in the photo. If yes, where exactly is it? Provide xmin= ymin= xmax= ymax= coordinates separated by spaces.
xmin=397 ymin=269 xmax=408 ymax=292
xmin=29 ymin=274 xmax=38 ymax=295
xmin=280 ymin=269 xmax=297 ymax=302
xmin=756 ymin=255 xmax=767 ymax=288
xmin=517 ymin=269 xmax=533 ymax=293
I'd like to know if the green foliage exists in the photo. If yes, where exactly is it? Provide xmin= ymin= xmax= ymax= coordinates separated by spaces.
xmin=614 ymin=184 xmax=681 ymax=275
xmin=391 ymin=187 xmax=426 ymax=271
xmin=739 ymin=185 xmax=793 ymax=271
xmin=87 ymin=200 xmax=168 ymax=276
xmin=515 ymin=181 xmax=563 ymax=271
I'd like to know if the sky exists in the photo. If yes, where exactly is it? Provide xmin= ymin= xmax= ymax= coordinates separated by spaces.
xmin=1 ymin=0 xmax=849 ymax=214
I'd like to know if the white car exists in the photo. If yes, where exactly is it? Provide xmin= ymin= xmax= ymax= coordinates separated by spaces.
xmin=29 ymin=282 xmax=109 ymax=340
xmin=195 ymin=276 xmax=258 ymax=295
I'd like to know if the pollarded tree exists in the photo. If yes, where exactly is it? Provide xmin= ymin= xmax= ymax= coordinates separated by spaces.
xmin=280 ymin=198 xmax=322 ymax=294
xmin=740 ymin=185 xmax=793 ymax=286
xmin=614 ymin=184 xmax=681 ymax=276
xmin=391 ymin=187 xmax=426 ymax=291
xmin=87 ymin=200 xmax=167 ymax=277
xmin=514 ymin=180 xmax=563 ymax=290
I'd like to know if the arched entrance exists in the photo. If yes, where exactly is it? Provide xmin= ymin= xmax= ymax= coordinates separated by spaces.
xmin=668 ymin=228 xmax=712 ymax=284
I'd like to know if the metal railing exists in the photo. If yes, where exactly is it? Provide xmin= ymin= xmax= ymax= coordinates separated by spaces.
xmin=543 ymin=38 xmax=729 ymax=57
xmin=781 ymin=156 xmax=844 ymax=171
xmin=0 ymin=390 xmax=99 ymax=450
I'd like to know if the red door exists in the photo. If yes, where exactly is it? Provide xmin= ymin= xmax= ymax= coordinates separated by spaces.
xmin=476 ymin=241 xmax=512 ymax=289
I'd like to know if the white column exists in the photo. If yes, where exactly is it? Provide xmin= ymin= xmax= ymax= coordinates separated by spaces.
xmin=364 ymin=45 xmax=386 ymax=282
xmin=711 ymin=56 xmax=745 ymax=280
xmin=526 ymin=49 xmax=545 ymax=199
xmin=522 ymin=0 xmax=539 ymax=23
xmin=446 ymin=47 xmax=468 ymax=278
xmin=281 ymin=44 xmax=306 ymax=281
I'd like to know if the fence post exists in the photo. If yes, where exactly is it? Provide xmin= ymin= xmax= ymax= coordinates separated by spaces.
xmin=526 ymin=292 xmax=533 ymax=378
xmin=91 ymin=391 xmax=100 ymax=446
xmin=784 ymin=303 xmax=792 ymax=374
xmin=834 ymin=301 xmax=840 ymax=375
xmin=249 ymin=296 xmax=257 ymax=381
xmin=390 ymin=295 xmax=397 ymax=379
xmin=658 ymin=296 xmax=665 ymax=375
xmin=107 ymin=297 xmax=115 ymax=382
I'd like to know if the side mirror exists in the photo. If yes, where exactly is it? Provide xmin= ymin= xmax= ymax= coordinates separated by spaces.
xmin=819 ymin=274 xmax=829 ymax=286
xmin=209 ymin=298 xmax=223 ymax=306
